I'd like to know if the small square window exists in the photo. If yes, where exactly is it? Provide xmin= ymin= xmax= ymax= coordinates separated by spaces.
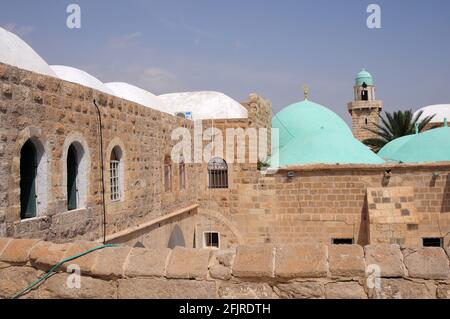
xmin=332 ymin=238 xmax=354 ymax=245
xmin=422 ymin=238 xmax=443 ymax=248
xmin=204 ymin=232 xmax=220 ymax=249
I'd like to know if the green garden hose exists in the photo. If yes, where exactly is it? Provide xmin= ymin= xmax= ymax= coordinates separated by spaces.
xmin=11 ymin=243 xmax=117 ymax=299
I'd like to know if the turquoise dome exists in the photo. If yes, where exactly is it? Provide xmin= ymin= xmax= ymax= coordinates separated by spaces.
xmin=378 ymin=134 xmax=414 ymax=160
xmin=355 ymin=69 xmax=374 ymax=86
xmin=270 ymin=99 xmax=384 ymax=167
xmin=378 ymin=125 xmax=450 ymax=163
xmin=272 ymin=99 xmax=352 ymax=149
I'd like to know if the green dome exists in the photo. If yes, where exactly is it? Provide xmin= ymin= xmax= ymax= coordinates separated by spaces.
xmin=270 ymin=99 xmax=384 ymax=167
xmin=355 ymin=68 xmax=374 ymax=86
xmin=378 ymin=134 xmax=414 ymax=160
xmin=270 ymin=129 xmax=385 ymax=166
xmin=379 ymin=125 xmax=450 ymax=163
xmin=272 ymin=99 xmax=352 ymax=149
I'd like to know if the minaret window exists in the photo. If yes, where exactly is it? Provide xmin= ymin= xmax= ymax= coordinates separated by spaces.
xmin=361 ymin=82 xmax=369 ymax=101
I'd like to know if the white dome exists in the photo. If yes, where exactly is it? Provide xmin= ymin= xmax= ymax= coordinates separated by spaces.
xmin=0 ymin=27 xmax=55 ymax=77
xmin=414 ymin=104 xmax=450 ymax=123
xmin=50 ymin=65 xmax=113 ymax=95
xmin=158 ymin=91 xmax=248 ymax=120
xmin=105 ymin=82 xmax=170 ymax=114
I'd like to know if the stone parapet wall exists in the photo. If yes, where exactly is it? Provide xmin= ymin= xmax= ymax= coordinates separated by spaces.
xmin=1 ymin=238 xmax=449 ymax=299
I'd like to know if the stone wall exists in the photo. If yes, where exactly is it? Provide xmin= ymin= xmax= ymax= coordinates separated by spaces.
xmin=0 ymin=238 xmax=449 ymax=299
xmin=347 ymin=101 xmax=382 ymax=142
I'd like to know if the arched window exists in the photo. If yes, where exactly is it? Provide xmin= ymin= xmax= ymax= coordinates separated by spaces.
xmin=208 ymin=158 xmax=228 ymax=189
xmin=110 ymin=146 xmax=124 ymax=201
xmin=179 ymin=155 xmax=186 ymax=190
xmin=20 ymin=138 xmax=47 ymax=219
xmin=66 ymin=142 xmax=86 ymax=211
xmin=164 ymin=156 xmax=172 ymax=192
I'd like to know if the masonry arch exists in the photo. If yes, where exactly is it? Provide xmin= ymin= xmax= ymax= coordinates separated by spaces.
xmin=62 ymin=133 xmax=90 ymax=210
xmin=106 ymin=138 xmax=126 ymax=202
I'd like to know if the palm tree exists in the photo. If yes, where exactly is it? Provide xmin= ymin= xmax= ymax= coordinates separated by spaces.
xmin=363 ymin=110 xmax=435 ymax=152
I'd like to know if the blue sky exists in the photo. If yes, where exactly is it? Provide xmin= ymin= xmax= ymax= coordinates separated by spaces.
xmin=1 ymin=0 xmax=449 ymax=123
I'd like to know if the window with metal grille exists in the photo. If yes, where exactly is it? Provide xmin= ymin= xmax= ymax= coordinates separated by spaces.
xmin=208 ymin=158 xmax=228 ymax=189
xmin=179 ymin=160 xmax=186 ymax=190
xmin=110 ymin=146 xmax=122 ymax=201
xmin=164 ymin=156 xmax=172 ymax=192
xmin=423 ymin=238 xmax=443 ymax=248
xmin=204 ymin=232 xmax=220 ymax=248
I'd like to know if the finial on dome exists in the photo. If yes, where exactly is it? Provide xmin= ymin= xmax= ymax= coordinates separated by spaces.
xmin=303 ymin=85 xmax=309 ymax=100
xmin=415 ymin=123 xmax=419 ymax=134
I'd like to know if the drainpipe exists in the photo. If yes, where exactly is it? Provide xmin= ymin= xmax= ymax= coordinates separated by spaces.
xmin=93 ymin=99 xmax=107 ymax=244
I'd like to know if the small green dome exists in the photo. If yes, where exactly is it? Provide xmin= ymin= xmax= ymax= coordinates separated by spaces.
xmin=355 ymin=68 xmax=374 ymax=86
xmin=378 ymin=134 xmax=415 ymax=160
xmin=378 ymin=125 xmax=450 ymax=163
xmin=272 ymin=99 xmax=352 ymax=149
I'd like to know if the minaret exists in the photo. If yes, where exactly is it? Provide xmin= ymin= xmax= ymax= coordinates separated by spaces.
xmin=347 ymin=69 xmax=383 ymax=142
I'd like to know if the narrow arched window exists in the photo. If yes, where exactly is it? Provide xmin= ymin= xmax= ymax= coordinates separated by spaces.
xmin=164 ymin=156 xmax=172 ymax=192
xmin=20 ymin=140 xmax=37 ymax=219
xmin=208 ymin=158 xmax=228 ymax=189
xmin=67 ymin=144 xmax=79 ymax=210
xmin=110 ymin=146 xmax=123 ymax=201
xmin=179 ymin=155 xmax=186 ymax=190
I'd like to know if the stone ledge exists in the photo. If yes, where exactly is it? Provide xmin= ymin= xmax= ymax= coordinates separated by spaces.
xmin=0 ymin=239 xmax=41 ymax=264
xmin=403 ymin=248 xmax=450 ymax=280
xmin=275 ymin=244 xmax=327 ymax=279
xmin=232 ymin=245 xmax=275 ymax=278
xmin=165 ymin=247 xmax=211 ymax=280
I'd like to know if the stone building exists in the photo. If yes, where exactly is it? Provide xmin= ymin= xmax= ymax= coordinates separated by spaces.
xmin=0 ymin=26 xmax=449 ymax=254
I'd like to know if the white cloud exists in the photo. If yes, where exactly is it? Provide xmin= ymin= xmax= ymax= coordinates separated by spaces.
xmin=108 ymin=32 xmax=142 ymax=48
xmin=3 ymin=23 xmax=35 ymax=38
xmin=137 ymin=67 xmax=181 ymax=94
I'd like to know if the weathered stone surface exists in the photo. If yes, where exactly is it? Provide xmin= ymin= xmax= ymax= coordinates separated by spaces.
xmin=166 ymin=247 xmax=210 ymax=279
xmin=0 ymin=266 xmax=41 ymax=299
xmin=274 ymin=281 xmax=324 ymax=299
xmin=365 ymin=244 xmax=404 ymax=277
xmin=213 ymin=249 xmax=235 ymax=268
xmin=39 ymin=273 xmax=116 ymax=299
xmin=275 ymin=244 xmax=327 ymax=278
xmin=209 ymin=264 xmax=232 ymax=281
xmin=232 ymin=245 xmax=274 ymax=278
xmin=218 ymin=283 xmax=277 ymax=299
xmin=90 ymin=246 xmax=131 ymax=279
xmin=0 ymin=239 xmax=40 ymax=264
xmin=30 ymin=242 xmax=71 ymax=271
xmin=61 ymin=241 xmax=100 ymax=274
xmin=118 ymin=278 xmax=216 ymax=299
xmin=0 ymin=238 xmax=11 ymax=255
xmin=325 ymin=282 xmax=367 ymax=299
xmin=329 ymin=245 xmax=365 ymax=277
xmin=403 ymin=248 xmax=450 ymax=279
xmin=125 ymin=247 xmax=170 ymax=278
xmin=437 ymin=283 xmax=450 ymax=299
xmin=371 ymin=279 xmax=436 ymax=299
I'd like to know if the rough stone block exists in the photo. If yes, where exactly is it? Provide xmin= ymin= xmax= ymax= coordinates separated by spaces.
xmin=0 ymin=238 xmax=11 ymax=256
xmin=125 ymin=247 xmax=171 ymax=278
xmin=364 ymin=244 xmax=405 ymax=277
xmin=209 ymin=264 xmax=232 ymax=281
xmin=61 ymin=241 xmax=101 ymax=274
xmin=403 ymin=248 xmax=450 ymax=280
xmin=166 ymin=247 xmax=210 ymax=280
xmin=0 ymin=266 xmax=42 ymax=299
xmin=437 ymin=284 xmax=450 ymax=299
xmin=274 ymin=281 xmax=324 ymax=299
xmin=0 ymin=239 xmax=40 ymax=264
xmin=90 ymin=246 xmax=131 ymax=279
xmin=218 ymin=283 xmax=277 ymax=299
xmin=325 ymin=281 xmax=367 ymax=299
xmin=232 ymin=245 xmax=274 ymax=278
xmin=329 ymin=245 xmax=365 ymax=277
xmin=274 ymin=244 xmax=327 ymax=278
xmin=372 ymin=279 xmax=436 ymax=299
xmin=39 ymin=273 xmax=116 ymax=299
xmin=118 ymin=278 xmax=216 ymax=299
xmin=30 ymin=242 xmax=71 ymax=271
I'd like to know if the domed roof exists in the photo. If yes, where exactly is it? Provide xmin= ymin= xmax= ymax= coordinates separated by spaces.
xmin=272 ymin=99 xmax=353 ymax=149
xmin=377 ymin=124 xmax=450 ymax=163
xmin=105 ymin=82 xmax=171 ymax=114
xmin=158 ymin=91 xmax=248 ymax=120
xmin=355 ymin=68 xmax=374 ymax=86
xmin=378 ymin=134 xmax=414 ymax=160
xmin=51 ymin=65 xmax=114 ymax=95
xmin=270 ymin=99 xmax=384 ymax=166
xmin=414 ymin=104 xmax=450 ymax=123
xmin=0 ymin=27 xmax=56 ymax=77
xmin=271 ymin=129 xmax=385 ymax=166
